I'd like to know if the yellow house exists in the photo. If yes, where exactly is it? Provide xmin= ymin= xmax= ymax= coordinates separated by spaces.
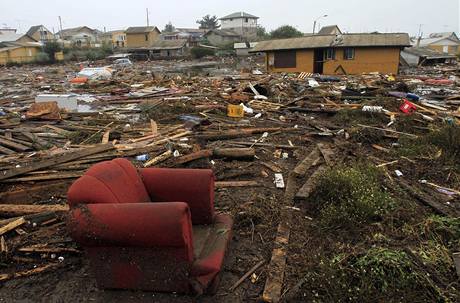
xmin=0 ymin=43 xmax=41 ymax=65
xmin=418 ymin=33 xmax=460 ymax=55
xmin=126 ymin=26 xmax=160 ymax=48
xmin=101 ymin=30 xmax=127 ymax=48
xmin=26 ymin=25 xmax=55 ymax=42
xmin=252 ymin=33 xmax=411 ymax=75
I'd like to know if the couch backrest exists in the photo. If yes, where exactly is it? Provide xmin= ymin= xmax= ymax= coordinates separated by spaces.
xmin=68 ymin=158 xmax=150 ymax=207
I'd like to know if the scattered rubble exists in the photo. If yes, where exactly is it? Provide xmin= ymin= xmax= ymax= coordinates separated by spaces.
xmin=0 ymin=59 xmax=459 ymax=302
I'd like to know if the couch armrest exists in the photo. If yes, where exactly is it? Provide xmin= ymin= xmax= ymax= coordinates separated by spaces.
xmin=140 ymin=168 xmax=215 ymax=225
xmin=68 ymin=202 xmax=194 ymax=261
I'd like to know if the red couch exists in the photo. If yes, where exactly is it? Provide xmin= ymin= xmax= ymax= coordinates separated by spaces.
xmin=67 ymin=158 xmax=233 ymax=294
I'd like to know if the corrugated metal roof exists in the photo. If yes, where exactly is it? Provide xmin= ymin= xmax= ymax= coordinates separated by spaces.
xmin=0 ymin=32 xmax=23 ymax=43
xmin=126 ymin=27 xmax=160 ymax=34
xmin=417 ymin=37 xmax=460 ymax=46
xmin=220 ymin=12 xmax=259 ymax=20
xmin=252 ymin=33 xmax=411 ymax=52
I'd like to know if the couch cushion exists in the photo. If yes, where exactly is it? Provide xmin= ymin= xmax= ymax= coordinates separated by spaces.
xmin=191 ymin=213 xmax=233 ymax=291
xmin=68 ymin=158 xmax=150 ymax=207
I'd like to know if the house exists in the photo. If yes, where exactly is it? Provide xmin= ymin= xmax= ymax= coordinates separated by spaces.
xmin=126 ymin=26 xmax=161 ymax=48
xmin=26 ymin=25 xmax=54 ymax=42
xmin=0 ymin=28 xmax=17 ymax=35
xmin=234 ymin=42 xmax=258 ymax=56
xmin=100 ymin=30 xmax=126 ymax=48
xmin=0 ymin=42 xmax=42 ymax=65
xmin=417 ymin=32 xmax=460 ymax=55
xmin=401 ymin=47 xmax=457 ymax=66
xmin=129 ymin=39 xmax=188 ymax=59
xmin=204 ymin=29 xmax=241 ymax=46
xmin=0 ymin=32 xmax=37 ymax=44
xmin=162 ymin=28 xmax=206 ymax=47
xmin=251 ymin=33 xmax=411 ymax=75
xmin=220 ymin=12 xmax=259 ymax=40
xmin=57 ymin=26 xmax=100 ymax=47
xmin=317 ymin=25 xmax=342 ymax=35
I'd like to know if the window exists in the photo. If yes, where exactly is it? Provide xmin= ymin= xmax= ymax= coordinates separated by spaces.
xmin=145 ymin=34 xmax=149 ymax=41
xmin=274 ymin=51 xmax=296 ymax=68
xmin=230 ymin=18 xmax=233 ymax=21
xmin=344 ymin=48 xmax=355 ymax=60
xmin=245 ymin=18 xmax=249 ymax=23
xmin=325 ymin=48 xmax=336 ymax=60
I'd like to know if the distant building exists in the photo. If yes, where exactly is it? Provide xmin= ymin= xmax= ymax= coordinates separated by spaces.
xmin=101 ymin=30 xmax=126 ymax=48
xmin=126 ymin=26 xmax=161 ymax=48
xmin=204 ymin=29 xmax=241 ymax=46
xmin=26 ymin=25 xmax=54 ymax=42
xmin=57 ymin=26 xmax=101 ymax=47
xmin=0 ymin=41 xmax=42 ymax=65
xmin=417 ymin=32 xmax=460 ymax=55
xmin=234 ymin=42 xmax=258 ymax=56
xmin=0 ymin=28 xmax=17 ymax=35
xmin=251 ymin=33 xmax=411 ymax=75
xmin=317 ymin=25 xmax=342 ymax=35
xmin=401 ymin=47 xmax=457 ymax=66
xmin=162 ymin=28 xmax=206 ymax=47
xmin=219 ymin=12 xmax=259 ymax=40
xmin=128 ymin=39 xmax=189 ymax=59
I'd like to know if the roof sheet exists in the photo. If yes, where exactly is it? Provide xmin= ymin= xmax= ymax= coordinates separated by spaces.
xmin=220 ymin=12 xmax=259 ymax=20
xmin=252 ymin=33 xmax=411 ymax=52
xmin=126 ymin=27 xmax=159 ymax=34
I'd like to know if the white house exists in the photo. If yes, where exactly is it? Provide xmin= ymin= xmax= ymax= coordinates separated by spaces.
xmin=219 ymin=12 xmax=259 ymax=40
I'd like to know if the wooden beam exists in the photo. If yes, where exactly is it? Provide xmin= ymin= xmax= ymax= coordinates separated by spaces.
xmin=0 ymin=143 xmax=114 ymax=182
xmin=0 ymin=204 xmax=69 ymax=217
xmin=0 ymin=217 xmax=26 ymax=236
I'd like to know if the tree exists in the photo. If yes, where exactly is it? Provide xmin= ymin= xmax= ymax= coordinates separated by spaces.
xmin=256 ymin=26 xmax=270 ymax=40
xmin=270 ymin=25 xmax=304 ymax=39
xmin=196 ymin=15 xmax=220 ymax=30
xmin=43 ymin=41 xmax=62 ymax=63
xmin=163 ymin=22 xmax=175 ymax=33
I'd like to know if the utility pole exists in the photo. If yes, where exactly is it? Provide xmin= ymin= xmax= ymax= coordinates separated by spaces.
xmin=58 ymin=16 xmax=63 ymax=33
xmin=146 ymin=8 xmax=149 ymax=27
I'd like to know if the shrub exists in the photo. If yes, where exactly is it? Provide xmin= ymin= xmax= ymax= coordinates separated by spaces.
xmin=191 ymin=47 xmax=215 ymax=59
xmin=310 ymin=163 xmax=393 ymax=230
xmin=35 ymin=52 xmax=50 ymax=64
xmin=298 ymin=248 xmax=448 ymax=302
xmin=422 ymin=215 xmax=460 ymax=249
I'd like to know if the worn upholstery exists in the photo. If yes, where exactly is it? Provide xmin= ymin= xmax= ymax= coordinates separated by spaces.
xmin=67 ymin=158 xmax=232 ymax=294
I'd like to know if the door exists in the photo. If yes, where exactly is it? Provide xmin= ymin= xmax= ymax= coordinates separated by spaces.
xmin=314 ymin=49 xmax=324 ymax=74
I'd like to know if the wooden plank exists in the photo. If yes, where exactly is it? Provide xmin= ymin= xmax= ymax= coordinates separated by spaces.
xmin=18 ymin=246 xmax=80 ymax=254
xmin=0 ymin=181 xmax=71 ymax=204
xmin=144 ymin=150 xmax=173 ymax=167
xmin=0 ymin=263 xmax=60 ymax=282
xmin=0 ymin=204 xmax=69 ymax=216
xmin=215 ymin=181 xmax=259 ymax=188
xmin=0 ymin=217 xmax=26 ymax=236
xmin=0 ymin=145 xmax=15 ymax=155
xmin=295 ymin=166 xmax=327 ymax=200
xmin=2 ymin=172 xmax=83 ymax=183
xmin=0 ymin=143 xmax=114 ymax=182
xmin=0 ymin=137 xmax=29 ymax=152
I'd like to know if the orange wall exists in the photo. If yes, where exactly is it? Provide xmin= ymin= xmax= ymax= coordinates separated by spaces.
xmin=126 ymin=31 xmax=160 ymax=48
xmin=267 ymin=50 xmax=314 ymax=73
xmin=266 ymin=47 xmax=402 ymax=75
xmin=323 ymin=47 xmax=401 ymax=75
xmin=428 ymin=45 xmax=459 ymax=55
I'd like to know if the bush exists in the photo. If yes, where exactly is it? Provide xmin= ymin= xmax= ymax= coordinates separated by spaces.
xmin=299 ymin=248 xmax=448 ymax=302
xmin=422 ymin=215 xmax=460 ymax=249
xmin=43 ymin=41 xmax=62 ymax=63
xmin=191 ymin=47 xmax=215 ymax=59
xmin=310 ymin=163 xmax=393 ymax=230
xmin=35 ymin=52 xmax=50 ymax=64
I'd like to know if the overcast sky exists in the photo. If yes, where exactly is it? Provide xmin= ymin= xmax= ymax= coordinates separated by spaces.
xmin=1 ymin=0 xmax=458 ymax=37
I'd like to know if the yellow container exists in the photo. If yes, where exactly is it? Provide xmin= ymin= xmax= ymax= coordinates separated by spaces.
xmin=227 ymin=104 xmax=244 ymax=118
